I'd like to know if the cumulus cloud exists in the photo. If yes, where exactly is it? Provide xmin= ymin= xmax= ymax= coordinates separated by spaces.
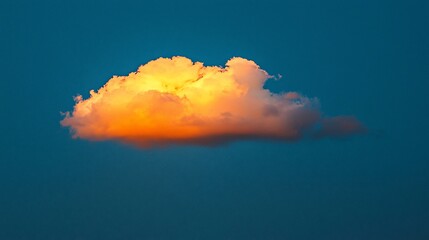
xmin=61 ymin=56 xmax=364 ymax=147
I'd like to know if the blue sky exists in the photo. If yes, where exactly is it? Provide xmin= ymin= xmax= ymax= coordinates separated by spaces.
xmin=0 ymin=0 xmax=428 ymax=239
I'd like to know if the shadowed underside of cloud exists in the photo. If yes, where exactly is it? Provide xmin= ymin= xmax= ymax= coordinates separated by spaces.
xmin=61 ymin=56 xmax=365 ymax=147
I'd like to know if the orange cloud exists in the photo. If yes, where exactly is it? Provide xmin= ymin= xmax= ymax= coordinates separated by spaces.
xmin=61 ymin=56 xmax=364 ymax=147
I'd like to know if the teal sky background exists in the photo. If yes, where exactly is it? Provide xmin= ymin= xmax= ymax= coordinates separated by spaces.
xmin=1 ymin=0 xmax=428 ymax=239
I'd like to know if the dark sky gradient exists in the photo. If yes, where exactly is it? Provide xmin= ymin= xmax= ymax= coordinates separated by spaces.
xmin=1 ymin=0 xmax=428 ymax=239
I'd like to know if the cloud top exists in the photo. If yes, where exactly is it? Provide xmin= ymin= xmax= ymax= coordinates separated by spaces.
xmin=61 ymin=56 xmax=364 ymax=147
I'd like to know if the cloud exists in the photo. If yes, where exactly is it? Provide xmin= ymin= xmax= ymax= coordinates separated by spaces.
xmin=61 ymin=56 xmax=364 ymax=147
